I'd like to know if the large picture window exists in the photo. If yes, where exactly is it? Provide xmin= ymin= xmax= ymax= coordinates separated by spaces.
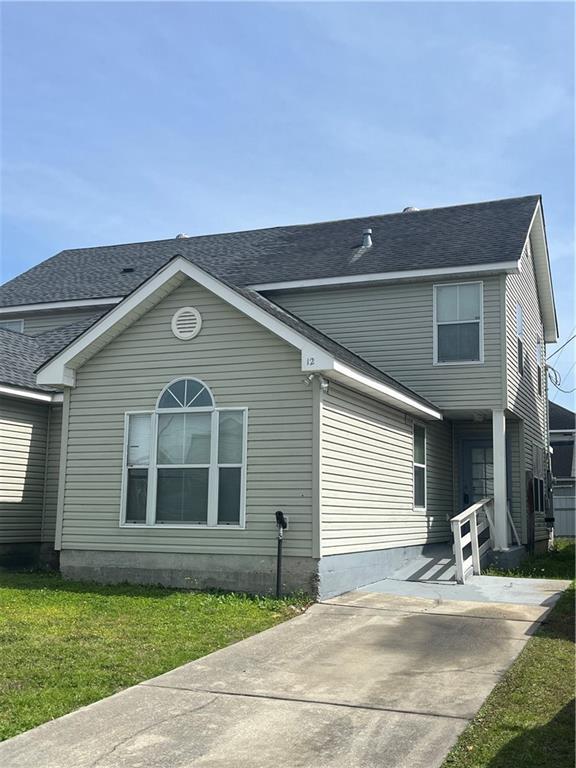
xmin=434 ymin=282 xmax=483 ymax=364
xmin=122 ymin=378 xmax=246 ymax=527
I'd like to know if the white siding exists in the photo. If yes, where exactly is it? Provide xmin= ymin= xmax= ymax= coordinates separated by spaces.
xmin=0 ymin=397 xmax=49 ymax=542
xmin=272 ymin=277 xmax=504 ymax=411
xmin=61 ymin=279 xmax=314 ymax=558
xmin=320 ymin=383 xmax=452 ymax=556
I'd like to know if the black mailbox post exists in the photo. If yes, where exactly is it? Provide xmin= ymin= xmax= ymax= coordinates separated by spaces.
xmin=275 ymin=510 xmax=288 ymax=598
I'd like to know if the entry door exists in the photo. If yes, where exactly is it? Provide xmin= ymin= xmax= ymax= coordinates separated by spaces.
xmin=461 ymin=440 xmax=494 ymax=510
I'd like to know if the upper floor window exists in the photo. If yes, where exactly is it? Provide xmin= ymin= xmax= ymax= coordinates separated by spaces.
xmin=516 ymin=304 xmax=524 ymax=377
xmin=0 ymin=319 xmax=24 ymax=332
xmin=433 ymin=282 xmax=483 ymax=364
xmin=122 ymin=378 xmax=246 ymax=528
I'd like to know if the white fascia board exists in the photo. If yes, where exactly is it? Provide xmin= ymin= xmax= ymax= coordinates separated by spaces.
xmin=0 ymin=384 xmax=61 ymax=403
xmin=36 ymin=257 xmax=341 ymax=386
xmin=528 ymin=202 xmax=559 ymax=343
xmin=326 ymin=362 xmax=443 ymax=420
xmin=0 ymin=296 xmax=123 ymax=315
xmin=248 ymin=261 xmax=521 ymax=292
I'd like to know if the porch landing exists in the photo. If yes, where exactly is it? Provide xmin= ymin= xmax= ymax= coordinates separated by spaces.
xmin=359 ymin=543 xmax=569 ymax=606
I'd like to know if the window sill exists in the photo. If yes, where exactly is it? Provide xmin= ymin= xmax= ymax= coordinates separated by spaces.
xmin=120 ymin=523 xmax=246 ymax=530
xmin=433 ymin=360 xmax=484 ymax=367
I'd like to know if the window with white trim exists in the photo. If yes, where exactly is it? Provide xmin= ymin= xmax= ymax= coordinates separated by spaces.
xmin=122 ymin=379 xmax=246 ymax=527
xmin=536 ymin=336 xmax=543 ymax=396
xmin=413 ymin=425 xmax=426 ymax=509
xmin=516 ymin=304 xmax=525 ymax=376
xmin=434 ymin=282 xmax=482 ymax=363
xmin=0 ymin=319 xmax=24 ymax=332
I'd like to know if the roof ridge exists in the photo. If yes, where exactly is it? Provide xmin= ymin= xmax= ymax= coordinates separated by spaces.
xmin=51 ymin=194 xmax=542 ymax=257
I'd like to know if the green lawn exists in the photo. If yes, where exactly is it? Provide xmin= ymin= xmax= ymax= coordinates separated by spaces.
xmin=443 ymin=539 xmax=575 ymax=768
xmin=0 ymin=571 xmax=307 ymax=742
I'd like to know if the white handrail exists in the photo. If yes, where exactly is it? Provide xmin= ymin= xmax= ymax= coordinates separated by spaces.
xmin=451 ymin=497 xmax=494 ymax=583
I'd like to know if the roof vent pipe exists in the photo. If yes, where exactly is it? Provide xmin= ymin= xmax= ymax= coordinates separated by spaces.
xmin=362 ymin=228 xmax=373 ymax=248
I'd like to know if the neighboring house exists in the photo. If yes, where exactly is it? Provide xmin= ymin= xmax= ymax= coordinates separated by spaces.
xmin=549 ymin=401 xmax=575 ymax=537
xmin=0 ymin=195 xmax=558 ymax=596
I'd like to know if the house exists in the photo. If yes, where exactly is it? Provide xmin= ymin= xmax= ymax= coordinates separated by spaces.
xmin=549 ymin=401 xmax=575 ymax=537
xmin=0 ymin=195 xmax=558 ymax=596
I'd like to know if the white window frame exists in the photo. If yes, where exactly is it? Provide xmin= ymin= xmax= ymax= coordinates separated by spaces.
xmin=413 ymin=424 xmax=427 ymax=511
xmin=120 ymin=380 xmax=247 ymax=530
xmin=433 ymin=281 xmax=484 ymax=365
xmin=516 ymin=303 xmax=525 ymax=377
xmin=0 ymin=318 xmax=24 ymax=332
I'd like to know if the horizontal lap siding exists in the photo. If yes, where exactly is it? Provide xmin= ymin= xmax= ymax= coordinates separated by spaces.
xmin=320 ymin=384 xmax=451 ymax=555
xmin=274 ymin=277 xmax=503 ymax=411
xmin=16 ymin=309 xmax=110 ymax=335
xmin=426 ymin=419 xmax=453 ymax=537
xmin=506 ymin=242 xmax=549 ymax=542
xmin=62 ymin=280 xmax=313 ymax=557
xmin=0 ymin=397 xmax=48 ymax=542
xmin=41 ymin=405 xmax=62 ymax=544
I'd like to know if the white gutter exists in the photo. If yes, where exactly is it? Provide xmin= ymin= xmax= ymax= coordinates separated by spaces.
xmin=249 ymin=261 xmax=521 ymax=292
xmin=0 ymin=297 xmax=123 ymax=315
xmin=327 ymin=361 xmax=443 ymax=420
xmin=0 ymin=385 xmax=63 ymax=403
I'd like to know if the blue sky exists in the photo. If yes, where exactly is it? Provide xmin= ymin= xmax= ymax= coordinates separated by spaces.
xmin=1 ymin=1 xmax=574 ymax=406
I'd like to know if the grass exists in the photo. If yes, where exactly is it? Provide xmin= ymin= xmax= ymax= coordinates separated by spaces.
xmin=443 ymin=539 xmax=575 ymax=768
xmin=0 ymin=571 xmax=308 ymax=742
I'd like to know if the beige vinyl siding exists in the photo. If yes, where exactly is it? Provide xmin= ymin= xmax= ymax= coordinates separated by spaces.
xmin=0 ymin=397 xmax=49 ymax=542
xmin=505 ymin=240 xmax=549 ymax=541
xmin=320 ymin=383 xmax=452 ymax=556
xmin=41 ymin=405 xmax=62 ymax=544
xmin=0 ymin=308 xmax=109 ymax=335
xmin=272 ymin=277 xmax=503 ymax=411
xmin=62 ymin=279 xmax=314 ymax=557
xmin=426 ymin=419 xmax=454 ymax=533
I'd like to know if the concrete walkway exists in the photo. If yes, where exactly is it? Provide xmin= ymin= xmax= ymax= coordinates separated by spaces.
xmin=0 ymin=578 xmax=569 ymax=768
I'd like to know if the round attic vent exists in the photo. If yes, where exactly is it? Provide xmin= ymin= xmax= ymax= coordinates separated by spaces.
xmin=171 ymin=307 xmax=202 ymax=340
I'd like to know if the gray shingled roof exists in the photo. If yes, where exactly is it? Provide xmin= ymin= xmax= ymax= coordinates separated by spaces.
xmin=0 ymin=195 xmax=539 ymax=308
xmin=0 ymin=314 xmax=105 ymax=392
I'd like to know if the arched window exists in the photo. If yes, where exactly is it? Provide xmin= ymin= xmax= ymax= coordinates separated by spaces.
xmin=157 ymin=378 xmax=214 ymax=410
xmin=122 ymin=378 xmax=246 ymax=528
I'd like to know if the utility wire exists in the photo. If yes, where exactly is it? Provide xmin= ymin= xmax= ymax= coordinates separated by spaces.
xmin=547 ymin=333 xmax=576 ymax=361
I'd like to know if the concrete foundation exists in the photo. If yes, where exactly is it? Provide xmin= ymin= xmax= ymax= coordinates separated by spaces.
xmin=318 ymin=543 xmax=450 ymax=599
xmin=60 ymin=544 xmax=456 ymax=599
xmin=60 ymin=550 xmax=320 ymax=596
xmin=489 ymin=545 xmax=527 ymax=570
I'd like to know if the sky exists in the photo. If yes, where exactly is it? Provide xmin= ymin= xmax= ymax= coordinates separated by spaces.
xmin=1 ymin=1 xmax=574 ymax=407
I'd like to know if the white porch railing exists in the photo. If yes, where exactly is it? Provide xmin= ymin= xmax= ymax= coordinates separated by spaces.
xmin=450 ymin=498 xmax=494 ymax=584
